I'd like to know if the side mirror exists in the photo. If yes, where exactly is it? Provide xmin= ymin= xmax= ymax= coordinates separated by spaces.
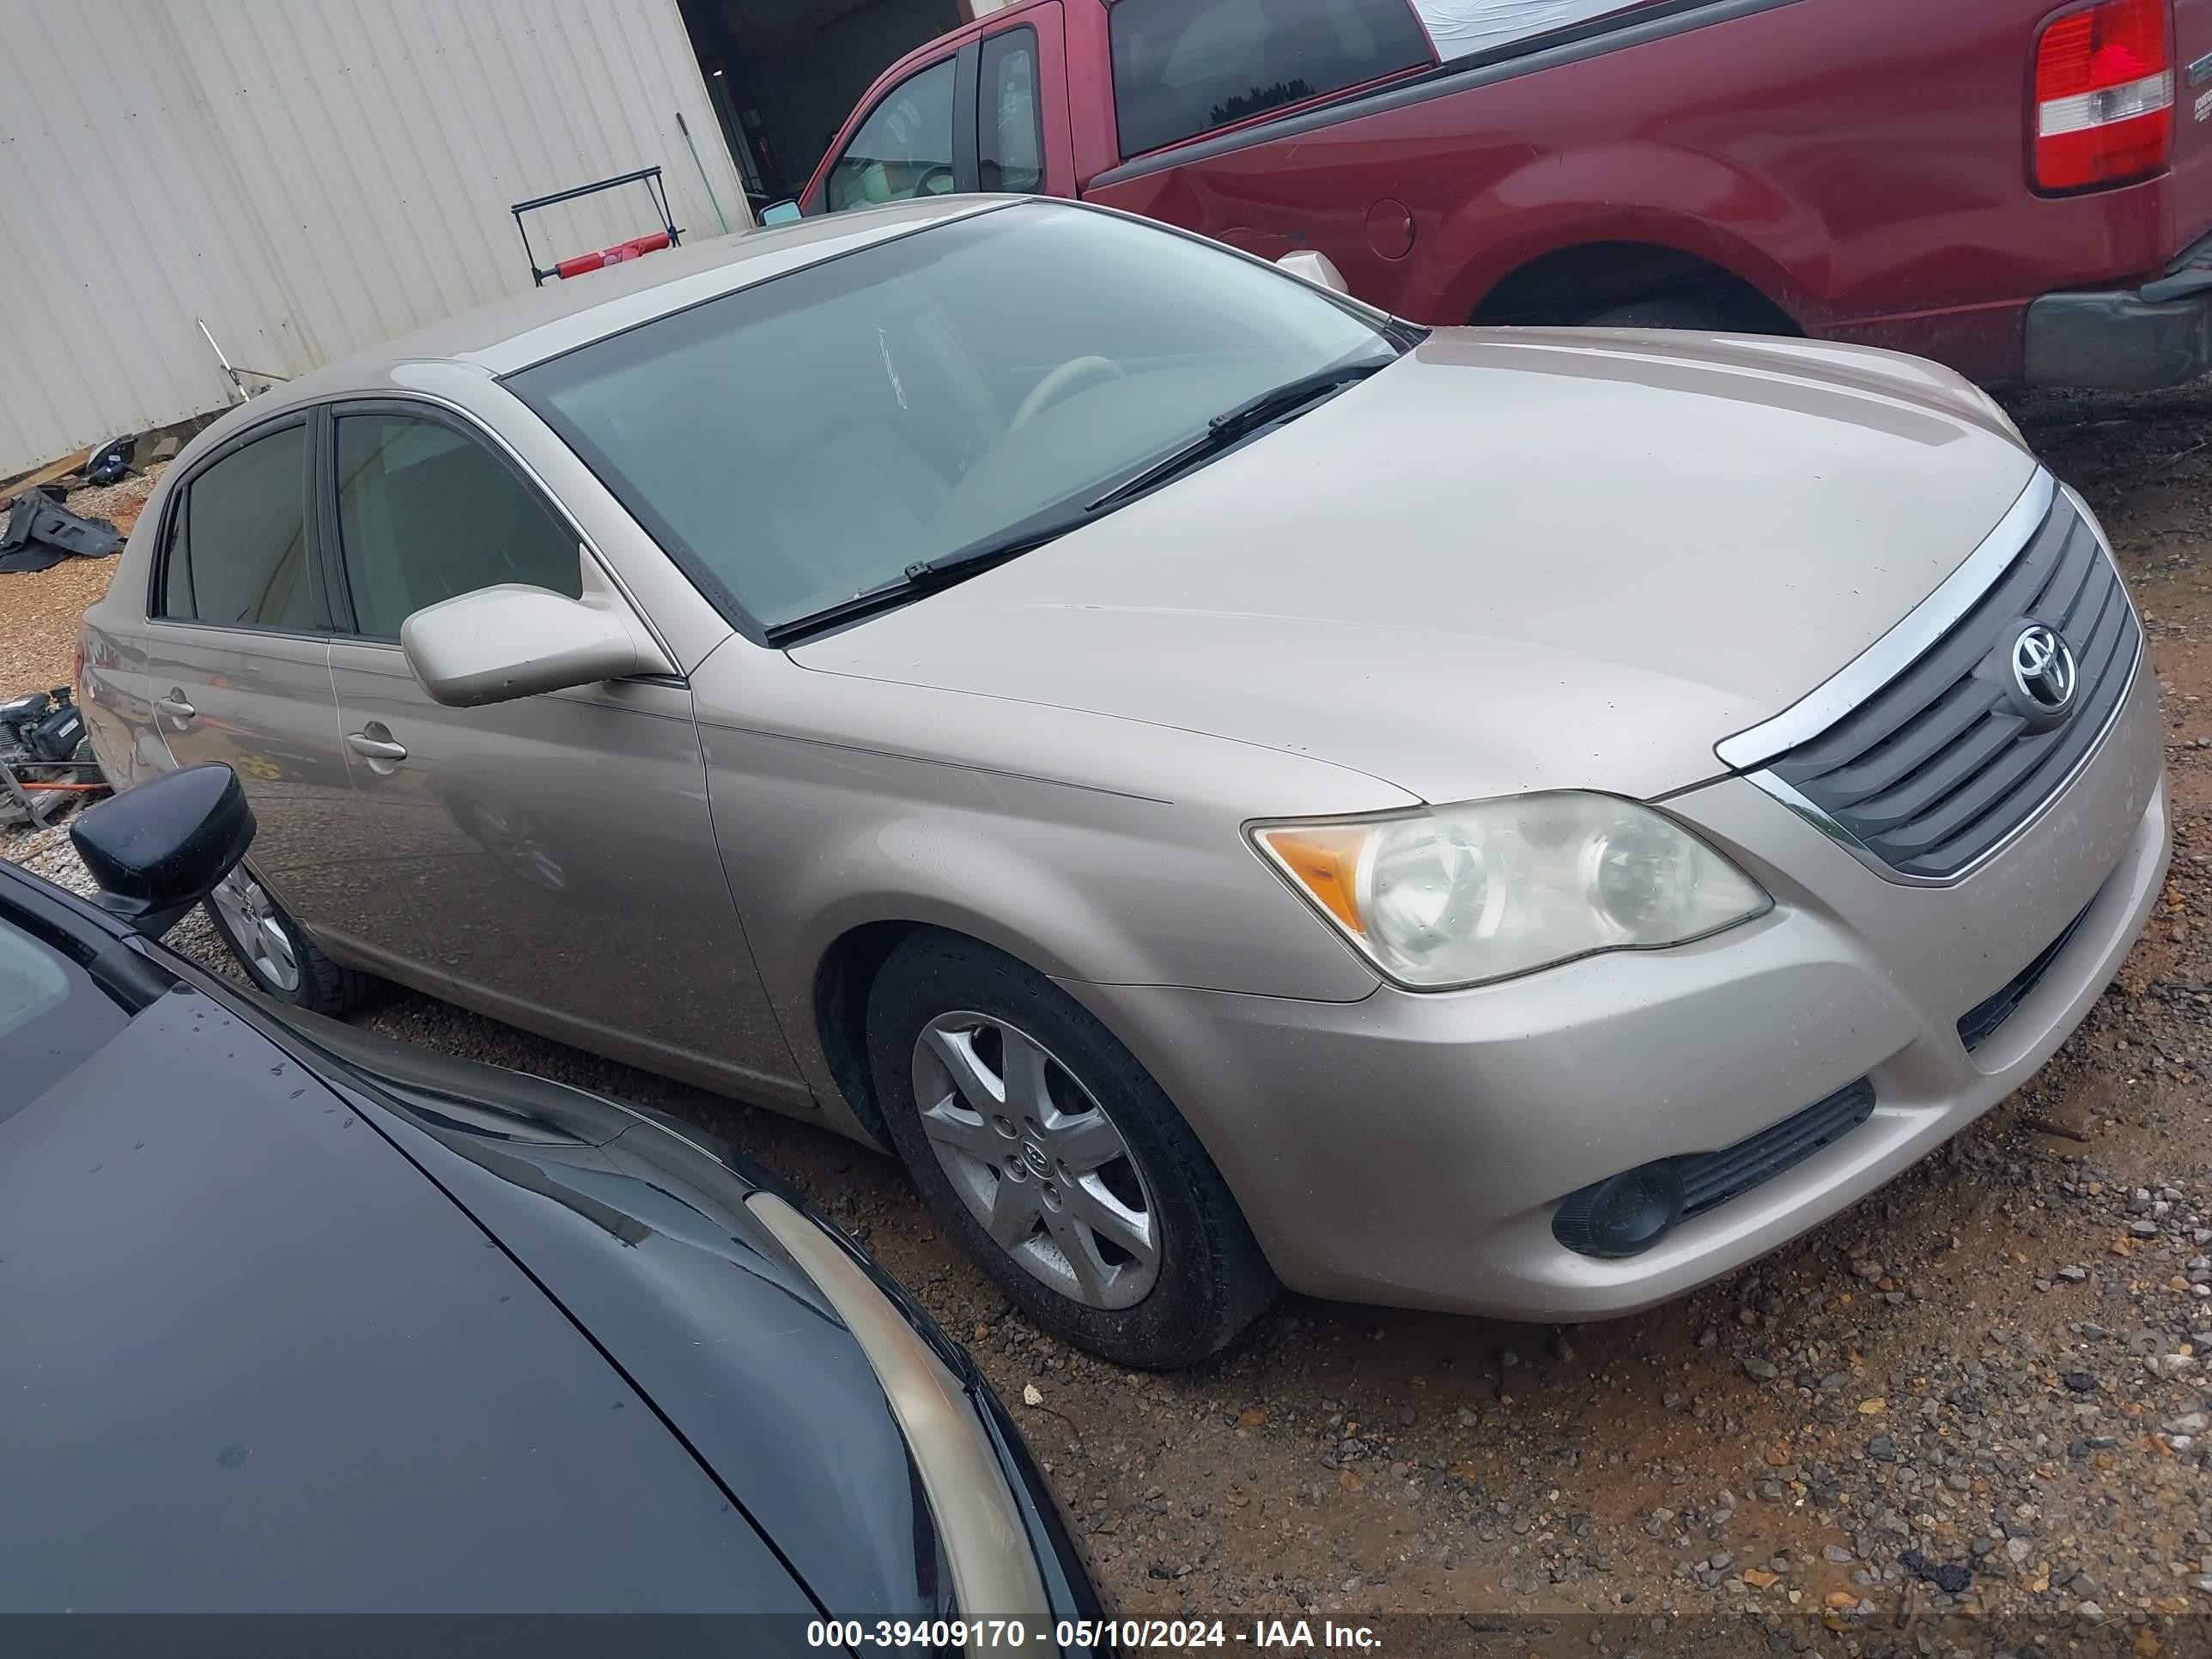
xmin=71 ymin=763 xmax=254 ymax=937
xmin=757 ymin=199 xmax=803 ymax=227
xmin=1277 ymin=249 xmax=1349 ymax=295
xmin=401 ymin=581 xmax=670 ymax=708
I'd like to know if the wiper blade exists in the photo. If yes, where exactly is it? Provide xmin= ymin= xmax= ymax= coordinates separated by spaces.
xmin=765 ymin=356 xmax=1396 ymax=646
xmin=1089 ymin=357 xmax=1390 ymax=512
xmin=763 ymin=513 xmax=1087 ymax=646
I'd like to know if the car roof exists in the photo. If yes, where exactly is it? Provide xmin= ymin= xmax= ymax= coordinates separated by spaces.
xmin=205 ymin=197 xmax=1013 ymax=438
xmin=382 ymin=195 xmax=1001 ymax=369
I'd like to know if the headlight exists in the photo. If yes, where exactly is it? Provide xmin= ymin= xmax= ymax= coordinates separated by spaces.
xmin=1252 ymin=792 xmax=1771 ymax=989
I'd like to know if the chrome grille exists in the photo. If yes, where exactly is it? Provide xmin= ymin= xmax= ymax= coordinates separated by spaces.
xmin=1758 ymin=491 xmax=2138 ymax=881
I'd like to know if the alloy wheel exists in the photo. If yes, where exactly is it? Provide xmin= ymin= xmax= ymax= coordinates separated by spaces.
xmin=210 ymin=868 xmax=302 ymax=993
xmin=910 ymin=1011 xmax=1161 ymax=1310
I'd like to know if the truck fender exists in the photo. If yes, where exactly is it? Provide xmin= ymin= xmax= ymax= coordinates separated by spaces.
xmin=1418 ymin=142 xmax=1825 ymax=326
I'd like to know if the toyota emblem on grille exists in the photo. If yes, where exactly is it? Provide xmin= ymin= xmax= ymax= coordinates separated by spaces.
xmin=2009 ymin=624 xmax=2078 ymax=719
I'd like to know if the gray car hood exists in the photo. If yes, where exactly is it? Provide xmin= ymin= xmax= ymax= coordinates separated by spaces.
xmin=792 ymin=328 xmax=2040 ymax=804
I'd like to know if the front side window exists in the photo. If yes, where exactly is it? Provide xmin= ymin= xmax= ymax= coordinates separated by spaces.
xmin=332 ymin=414 xmax=580 ymax=639
xmin=981 ymin=27 xmax=1045 ymax=193
xmin=1109 ymin=0 xmax=1431 ymax=157
xmin=509 ymin=204 xmax=1395 ymax=635
xmin=825 ymin=58 xmax=959 ymax=213
xmin=158 ymin=425 xmax=320 ymax=629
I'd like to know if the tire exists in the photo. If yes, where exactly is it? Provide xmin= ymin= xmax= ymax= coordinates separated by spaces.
xmin=1583 ymin=298 xmax=1742 ymax=331
xmin=866 ymin=931 xmax=1276 ymax=1370
xmin=204 ymin=863 xmax=379 ymax=1015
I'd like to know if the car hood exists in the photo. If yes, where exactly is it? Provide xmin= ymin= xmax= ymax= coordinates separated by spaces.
xmin=0 ymin=989 xmax=810 ymax=1613
xmin=792 ymin=327 xmax=2041 ymax=803
xmin=270 ymin=1007 xmax=1000 ymax=1624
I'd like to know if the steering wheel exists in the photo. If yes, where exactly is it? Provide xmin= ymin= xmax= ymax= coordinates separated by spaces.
xmin=915 ymin=164 xmax=957 ymax=198
xmin=1009 ymin=356 xmax=1127 ymax=432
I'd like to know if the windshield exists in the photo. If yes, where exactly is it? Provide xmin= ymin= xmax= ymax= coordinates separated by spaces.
xmin=508 ymin=203 xmax=1395 ymax=634
xmin=0 ymin=917 xmax=128 ymax=1122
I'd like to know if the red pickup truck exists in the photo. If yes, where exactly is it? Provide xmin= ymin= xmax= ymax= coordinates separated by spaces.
xmin=798 ymin=0 xmax=2212 ymax=389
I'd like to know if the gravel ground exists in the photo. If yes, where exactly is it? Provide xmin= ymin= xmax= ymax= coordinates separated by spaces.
xmin=5 ymin=395 xmax=2211 ymax=1654
xmin=0 ymin=465 xmax=163 ymax=688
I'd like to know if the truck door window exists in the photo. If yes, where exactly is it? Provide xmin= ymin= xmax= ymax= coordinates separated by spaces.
xmin=826 ymin=57 xmax=959 ymax=213
xmin=980 ymin=27 xmax=1045 ymax=193
xmin=1109 ymin=0 xmax=1431 ymax=158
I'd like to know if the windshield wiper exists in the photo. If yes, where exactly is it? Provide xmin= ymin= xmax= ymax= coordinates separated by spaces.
xmin=764 ymin=355 xmax=1396 ymax=647
xmin=1088 ymin=356 xmax=1392 ymax=512
xmin=763 ymin=510 xmax=1089 ymax=647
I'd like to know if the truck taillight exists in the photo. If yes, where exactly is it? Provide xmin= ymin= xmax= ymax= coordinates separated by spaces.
xmin=2034 ymin=0 xmax=2175 ymax=191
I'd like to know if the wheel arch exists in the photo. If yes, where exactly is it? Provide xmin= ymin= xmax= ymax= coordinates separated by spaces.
xmin=1415 ymin=145 xmax=1820 ymax=330
xmin=1467 ymin=240 xmax=1805 ymax=332
xmin=800 ymin=892 xmax=1134 ymax=1150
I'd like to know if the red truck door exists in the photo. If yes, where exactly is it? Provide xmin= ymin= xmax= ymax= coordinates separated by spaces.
xmin=978 ymin=3 xmax=1079 ymax=196
xmin=804 ymin=45 xmax=973 ymax=216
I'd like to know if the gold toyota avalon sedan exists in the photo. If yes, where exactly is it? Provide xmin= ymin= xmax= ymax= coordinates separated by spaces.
xmin=82 ymin=199 xmax=2168 ymax=1367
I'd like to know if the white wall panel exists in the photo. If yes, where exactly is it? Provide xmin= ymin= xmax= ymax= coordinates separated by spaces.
xmin=0 ymin=0 xmax=748 ymax=478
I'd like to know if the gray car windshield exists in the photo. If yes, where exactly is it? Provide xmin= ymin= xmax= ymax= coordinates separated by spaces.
xmin=507 ymin=204 xmax=1394 ymax=634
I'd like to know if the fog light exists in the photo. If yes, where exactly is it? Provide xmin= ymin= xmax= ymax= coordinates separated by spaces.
xmin=1553 ymin=1162 xmax=1686 ymax=1259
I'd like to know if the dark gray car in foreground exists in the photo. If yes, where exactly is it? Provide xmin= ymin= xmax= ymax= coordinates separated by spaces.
xmin=0 ymin=767 xmax=1102 ymax=1648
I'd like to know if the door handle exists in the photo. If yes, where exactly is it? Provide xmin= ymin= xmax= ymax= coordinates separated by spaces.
xmin=155 ymin=690 xmax=196 ymax=722
xmin=345 ymin=731 xmax=408 ymax=763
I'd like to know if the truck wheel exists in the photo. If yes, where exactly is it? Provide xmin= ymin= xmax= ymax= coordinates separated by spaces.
xmin=866 ymin=929 xmax=1276 ymax=1370
xmin=205 ymin=866 xmax=379 ymax=1014
xmin=1584 ymin=298 xmax=1742 ymax=331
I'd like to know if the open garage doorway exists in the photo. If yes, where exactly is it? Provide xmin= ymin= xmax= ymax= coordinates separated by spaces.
xmin=678 ymin=0 xmax=962 ymax=213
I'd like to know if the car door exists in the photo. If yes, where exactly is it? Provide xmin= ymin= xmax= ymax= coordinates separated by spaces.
xmin=137 ymin=415 xmax=360 ymax=927
xmin=817 ymin=48 xmax=976 ymax=214
xmin=318 ymin=401 xmax=799 ymax=1095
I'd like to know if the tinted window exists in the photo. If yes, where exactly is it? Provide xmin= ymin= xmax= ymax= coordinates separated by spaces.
xmin=826 ymin=57 xmax=958 ymax=213
xmin=333 ymin=415 xmax=580 ymax=639
xmin=510 ymin=204 xmax=1392 ymax=633
xmin=0 ymin=920 xmax=128 ymax=1121
xmin=1109 ymin=0 xmax=1431 ymax=157
xmin=160 ymin=426 xmax=319 ymax=629
xmin=981 ymin=28 xmax=1045 ymax=193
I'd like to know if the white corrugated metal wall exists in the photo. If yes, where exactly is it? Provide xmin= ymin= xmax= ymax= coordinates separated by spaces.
xmin=0 ymin=0 xmax=750 ymax=479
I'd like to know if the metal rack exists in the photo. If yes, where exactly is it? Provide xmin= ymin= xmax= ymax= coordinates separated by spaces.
xmin=511 ymin=167 xmax=683 ymax=287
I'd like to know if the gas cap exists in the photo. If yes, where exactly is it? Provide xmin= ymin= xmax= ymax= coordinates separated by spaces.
xmin=1365 ymin=198 xmax=1415 ymax=261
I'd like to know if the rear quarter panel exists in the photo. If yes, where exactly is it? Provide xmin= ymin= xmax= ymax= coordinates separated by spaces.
xmin=2172 ymin=0 xmax=2212 ymax=238
xmin=77 ymin=473 xmax=173 ymax=793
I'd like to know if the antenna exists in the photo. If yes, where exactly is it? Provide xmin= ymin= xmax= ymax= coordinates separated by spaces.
xmin=196 ymin=319 xmax=289 ymax=401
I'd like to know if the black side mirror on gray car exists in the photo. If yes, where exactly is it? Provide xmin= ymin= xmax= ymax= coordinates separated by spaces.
xmin=71 ymin=763 xmax=254 ymax=938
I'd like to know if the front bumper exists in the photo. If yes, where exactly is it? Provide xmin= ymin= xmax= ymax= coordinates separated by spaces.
xmin=2026 ymin=228 xmax=2212 ymax=388
xmin=1065 ymin=665 xmax=2169 ymax=1321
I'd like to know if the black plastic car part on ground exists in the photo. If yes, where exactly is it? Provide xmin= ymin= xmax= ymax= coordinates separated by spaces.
xmin=0 ymin=821 xmax=1103 ymax=1646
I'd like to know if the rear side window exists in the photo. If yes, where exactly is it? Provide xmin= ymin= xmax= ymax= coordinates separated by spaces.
xmin=826 ymin=57 xmax=959 ymax=213
xmin=332 ymin=414 xmax=580 ymax=639
xmin=981 ymin=27 xmax=1045 ymax=193
xmin=1109 ymin=0 xmax=1431 ymax=157
xmin=157 ymin=425 xmax=320 ymax=629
